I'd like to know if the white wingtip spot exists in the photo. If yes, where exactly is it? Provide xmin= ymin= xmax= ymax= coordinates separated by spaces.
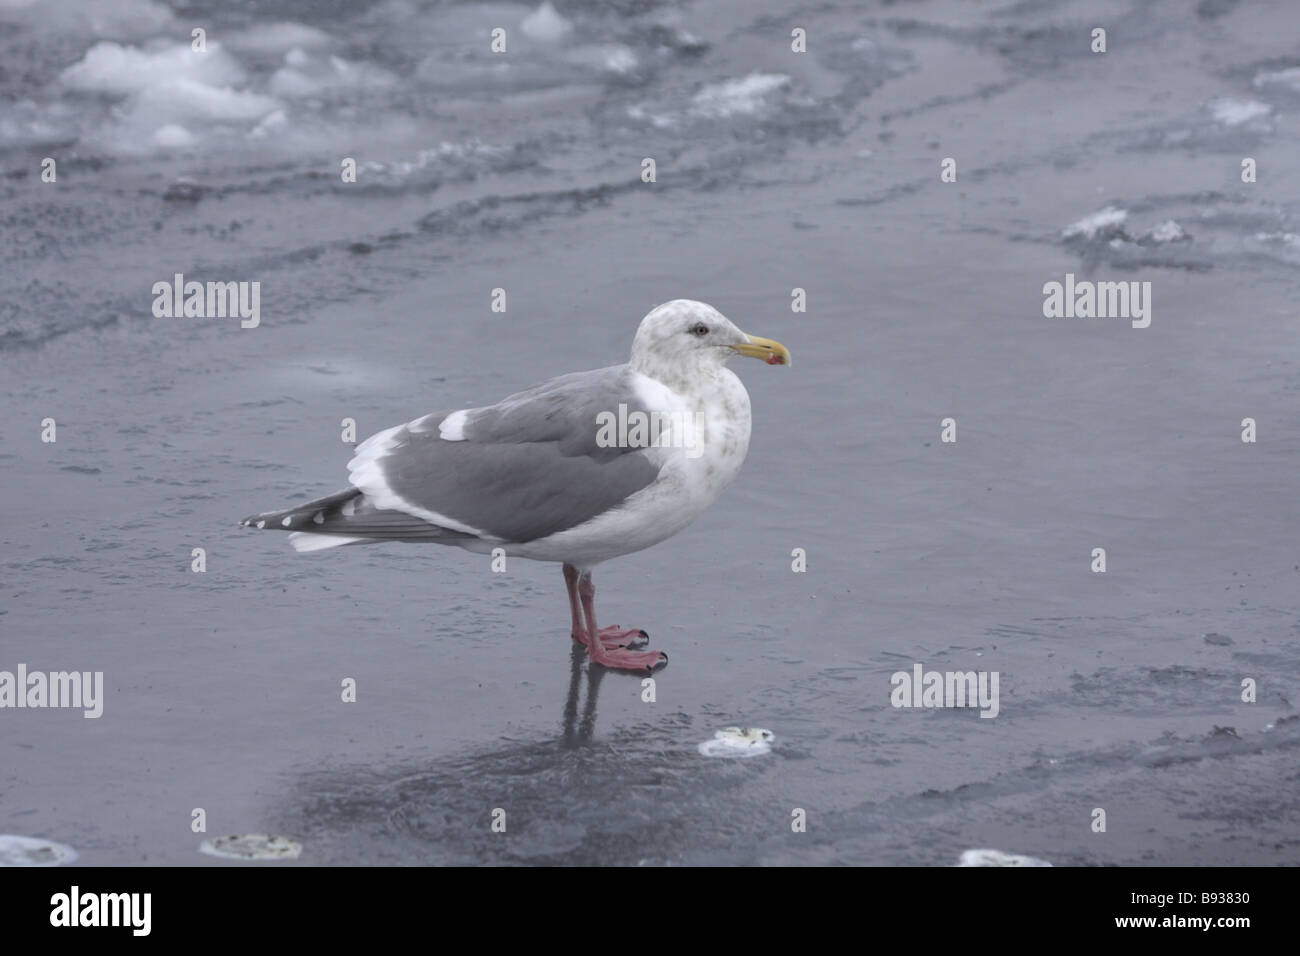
xmin=438 ymin=409 xmax=469 ymax=441
xmin=256 ymin=520 xmax=266 ymax=529
xmin=313 ymin=512 xmax=325 ymax=524
xmin=281 ymin=516 xmax=292 ymax=527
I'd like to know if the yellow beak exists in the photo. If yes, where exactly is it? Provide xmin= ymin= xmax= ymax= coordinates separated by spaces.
xmin=729 ymin=334 xmax=792 ymax=366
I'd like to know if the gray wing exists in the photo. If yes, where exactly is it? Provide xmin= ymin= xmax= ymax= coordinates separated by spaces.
xmin=345 ymin=364 xmax=663 ymax=543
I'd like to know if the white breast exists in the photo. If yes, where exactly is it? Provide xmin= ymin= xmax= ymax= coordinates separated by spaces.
xmin=510 ymin=368 xmax=752 ymax=568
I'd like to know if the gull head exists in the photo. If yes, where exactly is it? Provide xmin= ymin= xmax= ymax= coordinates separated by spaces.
xmin=628 ymin=299 xmax=790 ymax=385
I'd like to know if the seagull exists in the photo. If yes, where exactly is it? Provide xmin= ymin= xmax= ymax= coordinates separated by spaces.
xmin=241 ymin=299 xmax=790 ymax=672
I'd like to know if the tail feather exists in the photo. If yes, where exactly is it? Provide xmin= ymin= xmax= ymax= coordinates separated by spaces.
xmin=241 ymin=486 xmax=475 ymax=549
xmin=288 ymin=532 xmax=365 ymax=552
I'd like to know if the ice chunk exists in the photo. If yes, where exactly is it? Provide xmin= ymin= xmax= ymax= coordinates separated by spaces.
xmin=698 ymin=726 xmax=774 ymax=758
xmin=199 ymin=834 xmax=302 ymax=860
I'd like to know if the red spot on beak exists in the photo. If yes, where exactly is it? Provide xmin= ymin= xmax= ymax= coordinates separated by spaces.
xmin=767 ymin=354 xmax=784 ymax=365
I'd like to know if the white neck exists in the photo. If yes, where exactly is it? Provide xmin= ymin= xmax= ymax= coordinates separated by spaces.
xmin=629 ymin=346 xmax=728 ymax=394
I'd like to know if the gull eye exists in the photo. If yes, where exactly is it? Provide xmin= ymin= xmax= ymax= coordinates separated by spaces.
xmin=689 ymin=323 xmax=709 ymax=337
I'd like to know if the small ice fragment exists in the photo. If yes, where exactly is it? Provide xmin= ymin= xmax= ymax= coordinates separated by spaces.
xmin=691 ymin=74 xmax=790 ymax=119
xmin=1208 ymin=98 xmax=1271 ymax=126
xmin=1062 ymin=206 xmax=1127 ymax=239
xmin=1148 ymin=220 xmax=1186 ymax=243
xmin=957 ymin=848 xmax=1052 ymax=867
xmin=1253 ymin=67 xmax=1300 ymax=92
xmin=0 ymin=834 xmax=79 ymax=867
xmin=199 ymin=834 xmax=302 ymax=860
xmin=698 ymin=726 xmax=774 ymax=758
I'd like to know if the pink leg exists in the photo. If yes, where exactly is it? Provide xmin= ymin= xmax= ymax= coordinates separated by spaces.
xmin=564 ymin=564 xmax=584 ymax=640
xmin=576 ymin=570 xmax=666 ymax=672
xmin=564 ymin=564 xmax=648 ymax=650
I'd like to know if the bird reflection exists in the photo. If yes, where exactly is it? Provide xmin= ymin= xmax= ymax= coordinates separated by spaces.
xmin=561 ymin=642 xmax=606 ymax=746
